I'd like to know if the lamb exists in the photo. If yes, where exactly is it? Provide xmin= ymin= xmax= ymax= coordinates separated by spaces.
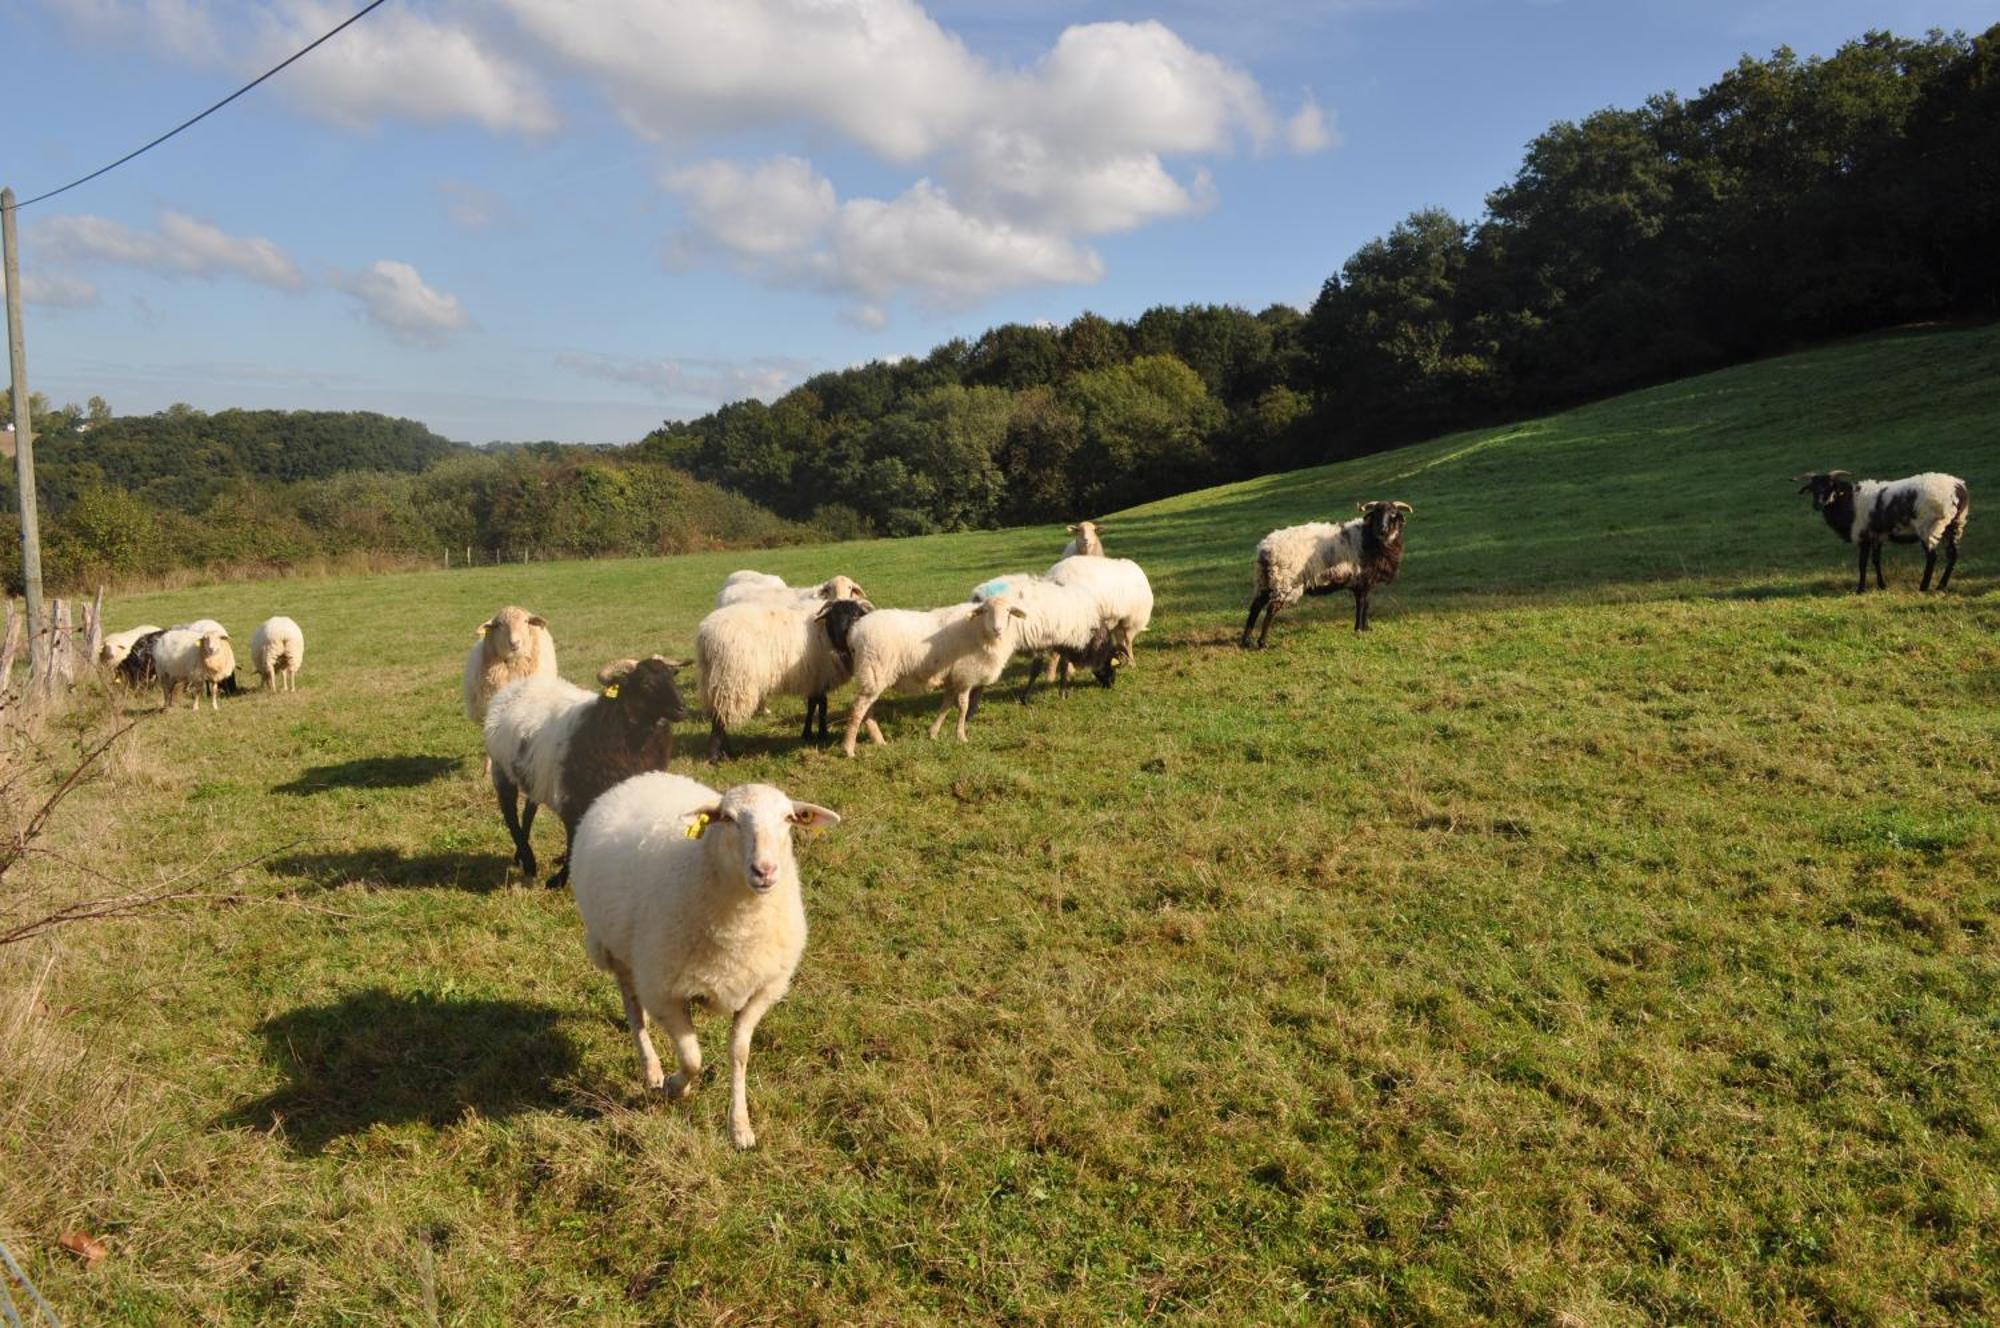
xmin=249 ymin=616 xmax=305 ymax=692
xmin=568 ymin=771 xmax=839 ymax=1149
xmin=696 ymin=598 xmax=873 ymax=761
xmin=99 ymin=625 xmax=163 ymax=671
xmin=484 ymin=656 xmax=689 ymax=887
xmin=154 ymin=627 xmax=236 ymax=710
xmin=969 ymin=573 xmax=1119 ymax=701
xmin=1060 ymin=520 xmax=1104 ymax=558
xmin=1241 ymin=501 xmax=1412 ymax=647
xmin=840 ymin=593 xmax=1029 ymax=757
xmin=714 ymin=571 xmax=869 ymax=609
xmin=1046 ymin=555 xmax=1154 ymax=665
xmin=1795 ymin=471 xmax=1970 ymax=593
xmin=462 ymin=605 xmax=558 ymax=726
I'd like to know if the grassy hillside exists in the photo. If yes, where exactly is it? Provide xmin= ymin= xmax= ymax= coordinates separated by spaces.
xmin=4 ymin=324 xmax=1997 ymax=1325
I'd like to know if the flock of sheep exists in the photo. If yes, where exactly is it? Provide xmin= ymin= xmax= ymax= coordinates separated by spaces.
xmin=81 ymin=467 xmax=1969 ymax=1147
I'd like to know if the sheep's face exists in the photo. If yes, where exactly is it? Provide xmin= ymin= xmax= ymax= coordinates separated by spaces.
xmin=1067 ymin=521 xmax=1101 ymax=550
xmin=815 ymin=599 xmax=872 ymax=658
xmin=692 ymin=784 xmax=840 ymax=894
xmin=484 ymin=607 xmax=547 ymax=661
xmin=599 ymin=656 xmax=689 ymax=732
xmin=1795 ymin=472 xmax=1855 ymax=513
xmin=1065 ymin=626 xmax=1120 ymax=688
xmin=1358 ymin=501 xmax=1411 ymax=544
xmin=199 ymin=631 xmax=230 ymax=662
xmin=973 ymin=594 xmax=1029 ymax=643
xmin=821 ymin=575 xmax=867 ymax=602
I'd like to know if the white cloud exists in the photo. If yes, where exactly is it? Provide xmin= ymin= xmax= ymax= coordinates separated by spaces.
xmin=1286 ymin=96 xmax=1340 ymax=153
xmin=556 ymin=351 xmax=810 ymax=406
xmin=831 ymin=181 xmax=1103 ymax=305
xmin=663 ymin=156 xmax=837 ymax=262
xmin=0 ymin=269 xmax=100 ymax=309
xmin=36 ymin=210 xmax=305 ymax=289
xmin=336 ymin=260 xmax=470 ymax=344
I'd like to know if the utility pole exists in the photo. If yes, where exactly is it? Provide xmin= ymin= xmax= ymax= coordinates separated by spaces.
xmin=3 ymin=186 xmax=47 ymax=684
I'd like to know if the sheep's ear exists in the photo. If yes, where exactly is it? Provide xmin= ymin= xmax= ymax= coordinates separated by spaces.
xmin=788 ymin=802 xmax=840 ymax=832
xmin=527 ymin=614 xmax=548 ymax=628
xmin=681 ymin=804 xmax=728 ymax=839
xmin=655 ymin=656 xmax=691 ymax=671
xmin=1356 ymin=502 xmax=1371 ymax=513
xmin=475 ymin=620 xmax=492 ymax=639
xmin=1009 ymin=606 xmax=1027 ymax=619
xmin=1065 ymin=523 xmax=1079 ymax=532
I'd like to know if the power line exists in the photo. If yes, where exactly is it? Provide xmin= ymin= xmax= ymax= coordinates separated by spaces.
xmin=5 ymin=0 xmax=393 ymax=213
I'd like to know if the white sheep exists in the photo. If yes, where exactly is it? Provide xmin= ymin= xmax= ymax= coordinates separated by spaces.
xmin=154 ymin=627 xmax=235 ymax=710
xmin=969 ymin=572 xmax=1120 ymax=699
xmin=462 ymin=605 xmax=558 ymax=726
xmin=249 ymin=616 xmax=305 ymax=692
xmin=840 ymin=593 xmax=1028 ymax=756
xmin=568 ymin=771 xmax=840 ymax=1149
xmin=1060 ymin=521 xmax=1104 ymax=558
xmin=172 ymin=618 xmax=226 ymax=636
xmin=714 ymin=571 xmax=869 ymax=609
xmin=696 ymin=598 xmax=873 ymax=760
xmin=1241 ymin=502 xmax=1412 ymax=647
xmin=1795 ymin=471 xmax=1971 ymax=592
xmin=1045 ymin=555 xmax=1154 ymax=665
xmin=99 ymin=625 xmax=163 ymax=671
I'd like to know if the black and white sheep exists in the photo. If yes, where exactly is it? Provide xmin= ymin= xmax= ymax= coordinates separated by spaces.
xmin=1241 ymin=501 xmax=1412 ymax=647
xmin=695 ymin=598 xmax=874 ymax=761
xmin=1795 ymin=471 xmax=1970 ymax=593
xmin=483 ymin=656 xmax=689 ymax=886
xmin=569 ymin=772 xmax=839 ymax=1148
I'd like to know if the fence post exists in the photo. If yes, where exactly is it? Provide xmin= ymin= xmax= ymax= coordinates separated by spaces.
xmin=1 ymin=600 xmax=19 ymax=693
xmin=83 ymin=585 xmax=104 ymax=667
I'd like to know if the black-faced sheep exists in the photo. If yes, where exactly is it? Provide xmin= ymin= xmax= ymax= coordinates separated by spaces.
xmin=484 ymin=656 xmax=689 ymax=887
xmin=1241 ymin=501 xmax=1412 ymax=647
xmin=1795 ymin=471 xmax=1970 ymax=593
xmin=696 ymin=598 xmax=873 ymax=761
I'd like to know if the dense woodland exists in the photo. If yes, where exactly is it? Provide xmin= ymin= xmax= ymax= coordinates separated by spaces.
xmin=5 ymin=24 xmax=1996 ymax=586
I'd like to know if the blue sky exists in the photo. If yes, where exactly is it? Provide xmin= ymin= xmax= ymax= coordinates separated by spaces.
xmin=7 ymin=0 xmax=1993 ymax=444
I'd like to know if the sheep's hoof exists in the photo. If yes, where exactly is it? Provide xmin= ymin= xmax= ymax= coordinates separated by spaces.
xmin=731 ymin=1123 xmax=757 ymax=1150
xmin=643 ymin=1066 xmax=666 ymax=1092
xmin=663 ymin=1072 xmax=694 ymax=1101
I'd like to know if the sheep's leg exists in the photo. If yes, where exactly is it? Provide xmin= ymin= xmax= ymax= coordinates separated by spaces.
xmin=801 ymin=695 xmax=822 ymax=744
xmin=967 ymin=685 xmax=984 ymax=720
xmin=1921 ymin=544 xmax=1938 ymax=591
xmin=928 ymin=696 xmax=954 ymax=740
xmin=494 ymin=775 xmax=537 ymax=877
xmin=1856 ymin=541 xmax=1871 ymax=594
xmin=1938 ymin=531 xmax=1959 ymax=590
xmin=546 ymin=822 xmax=574 ymax=891
xmin=1354 ymin=588 xmax=1371 ymax=632
xmin=707 ymin=717 xmax=728 ymax=764
xmin=1872 ymin=541 xmax=1887 ymax=591
xmin=615 ymin=968 xmax=665 ymax=1092
xmin=727 ymin=987 xmax=782 ymax=1149
xmin=842 ymin=692 xmax=882 ymax=757
xmin=1255 ymin=599 xmax=1280 ymax=649
xmin=1240 ymin=591 xmax=1270 ymax=648
xmin=955 ymin=689 xmax=973 ymax=741
xmin=1018 ymin=658 xmax=1045 ymax=706
xmin=657 ymin=997 xmax=702 ymax=1101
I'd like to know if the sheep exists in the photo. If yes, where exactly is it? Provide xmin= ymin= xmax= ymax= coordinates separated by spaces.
xmin=1046 ymin=555 xmax=1154 ymax=665
xmin=695 ymin=598 xmax=873 ymax=761
xmin=1241 ymin=501 xmax=1412 ymax=648
xmin=568 ymin=771 xmax=840 ymax=1149
xmin=99 ymin=625 xmax=163 ymax=672
xmin=484 ymin=656 xmax=689 ymax=887
xmin=714 ymin=571 xmax=869 ymax=609
xmin=968 ymin=573 xmax=1119 ymax=703
xmin=1060 ymin=520 xmax=1104 ymax=558
xmin=249 ymin=616 xmax=305 ymax=692
xmin=115 ymin=629 xmax=169 ymax=689
xmin=1795 ymin=471 xmax=1970 ymax=593
xmin=462 ymin=605 xmax=558 ymax=727
xmin=840 ymin=593 xmax=1029 ymax=757
xmin=172 ymin=618 xmax=226 ymax=637
xmin=154 ymin=627 xmax=236 ymax=710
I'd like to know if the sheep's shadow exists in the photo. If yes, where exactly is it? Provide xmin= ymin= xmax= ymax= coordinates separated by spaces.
xmin=273 ymin=754 xmax=462 ymax=795
xmin=220 ymin=989 xmax=582 ymax=1154
xmin=265 ymin=846 xmax=515 ymax=894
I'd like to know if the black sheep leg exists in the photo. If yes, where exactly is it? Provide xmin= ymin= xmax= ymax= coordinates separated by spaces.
xmin=1921 ymin=545 xmax=1938 ymax=591
xmin=1872 ymin=542 xmax=1887 ymax=590
xmin=1254 ymin=598 xmax=1281 ymax=649
xmin=495 ymin=774 xmax=536 ymax=877
xmin=546 ymin=821 xmax=574 ymax=891
xmin=1017 ymin=654 xmax=1046 ymax=706
xmin=1240 ymin=591 xmax=1271 ymax=648
xmin=707 ymin=716 xmax=728 ymax=764
xmin=1353 ymin=587 xmax=1370 ymax=632
xmin=1939 ymin=531 xmax=1959 ymax=590
xmin=1855 ymin=541 xmax=1871 ymax=594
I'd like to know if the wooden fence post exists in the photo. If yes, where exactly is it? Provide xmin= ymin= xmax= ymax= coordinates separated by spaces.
xmin=83 ymin=586 xmax=104 ymax=668
xmin=1 ymin=600 xmax=19 ymax=693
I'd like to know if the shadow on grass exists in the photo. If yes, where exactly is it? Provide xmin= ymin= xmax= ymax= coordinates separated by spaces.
xmin=266 ymin=846 xmax=514 ymax=893
xmin=273 ymin=754 xmax=462 ymax=795
xmin=222 ymin=989 xmax=582 ymax=1153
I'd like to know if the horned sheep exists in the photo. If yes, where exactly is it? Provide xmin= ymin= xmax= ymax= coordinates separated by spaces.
xmin=1242 ymin=501 xmax=1412 ymax=647
xmin=568 ymin=771 xmax=839 ymax=1148
xmin=695 ymin=598 xmax=873 ymax=761
xmin=840 ymin=593 xmax=1029 ymax=756
xmin=1795 ymin=471 xmax=1970 ymax=593
xmin=483 ymin=656 xmax=688 ymax=886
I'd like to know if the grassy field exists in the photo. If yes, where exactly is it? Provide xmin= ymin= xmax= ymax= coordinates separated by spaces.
xmin=4 ymin=324 xmax=1998 ymax=1325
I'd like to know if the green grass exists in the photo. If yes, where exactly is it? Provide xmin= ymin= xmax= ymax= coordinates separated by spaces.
xmin=4 ymin=324 xmax=1998 ymax=1325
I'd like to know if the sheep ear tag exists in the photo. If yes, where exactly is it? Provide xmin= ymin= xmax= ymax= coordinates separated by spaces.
xmin=602 ymin=683 xmax=620 ymax=699
xmin=684 ymin=812 xmax=711 ymax=840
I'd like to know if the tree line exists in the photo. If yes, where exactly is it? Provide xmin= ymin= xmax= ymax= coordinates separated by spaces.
xmin=648 ymin=25 xmax=1999 ymax=535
